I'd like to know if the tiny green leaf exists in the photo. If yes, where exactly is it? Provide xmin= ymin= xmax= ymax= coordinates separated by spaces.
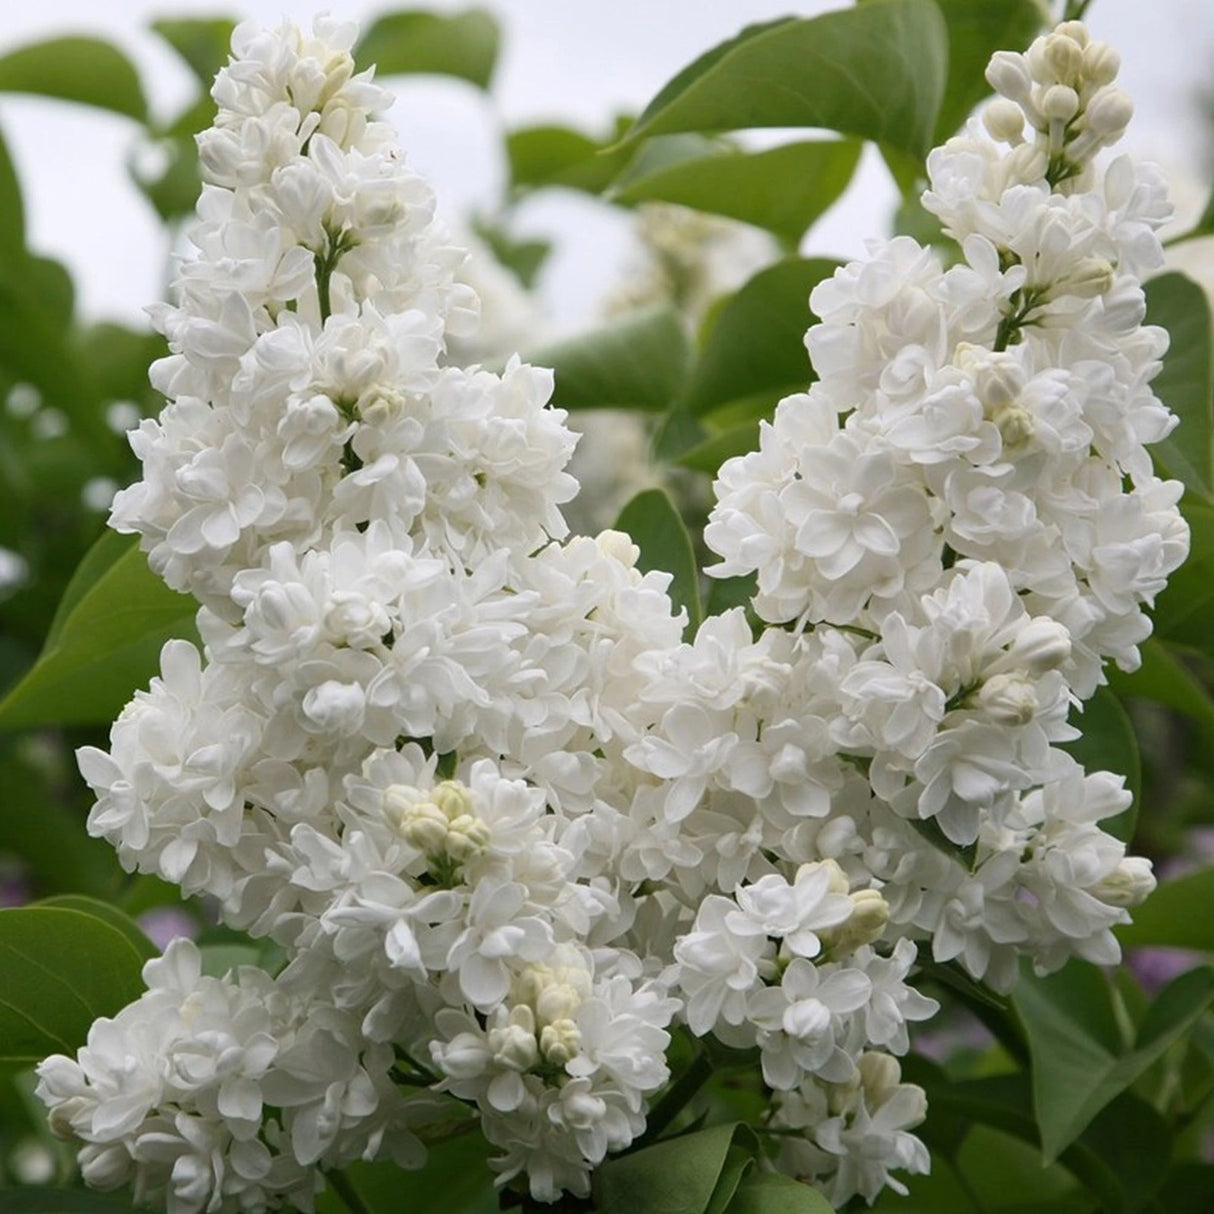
xmin=616 ymin=488 xmax=702 ymax=635
xmin=624 ymin=0 xmax=948 ymax=162
xmin=0 ymin=37 xmax=147 ymax=120
xmin=355 ymin=9 xmax=500 ymax=89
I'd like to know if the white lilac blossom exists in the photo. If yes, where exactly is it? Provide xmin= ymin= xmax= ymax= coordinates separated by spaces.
xmin=39 ymin=17 xmax=1180 ymax=1214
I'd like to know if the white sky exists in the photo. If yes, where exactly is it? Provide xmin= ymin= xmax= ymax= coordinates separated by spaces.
xmin=0 ymin=0 xmax=1210 ymax=325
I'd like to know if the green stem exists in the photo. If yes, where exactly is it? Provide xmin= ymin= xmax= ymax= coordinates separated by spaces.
xmin=639 ymin=1047 xmax=715 ymax=1143
xmin=328 ymin=1168 xmax=372 ymax=1214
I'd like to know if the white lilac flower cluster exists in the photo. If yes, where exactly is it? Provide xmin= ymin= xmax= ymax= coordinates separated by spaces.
xmin=37 ymin=17 xmax=1179 ymax=1214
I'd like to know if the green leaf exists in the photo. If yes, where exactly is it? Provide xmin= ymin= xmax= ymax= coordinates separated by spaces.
xmin=317 ymin=1130 xmax=498 ymax=1214
xmin=611 ymin=140 xmax=861 ymax=247
xmin=616 ymin=488 xmax=702 ymax=635
xmin=1144 ymin=272 xmax=1214 ymax=501
xmin=35 ymin=896 xmax=157 ymax=963
xmin=132 ymin=134 xmax=204 ymax=222
xmin=150 ymin=18 xmax=237 ymax=85
xmin=1013 ymin=960 xmax=1214 ymax=1164
xmin=683 ymin=258 xmax=840 ymax=417
xmin=918 ymin=1073 xmax=1168 ymax=1214
xmin=525 ymin=305 xmax=690 ymax=413
xmin=1118 ymin=868 xmax=1214 ymax=950
xmin=1108 ymin=638 xmax=1214 ymax=751
xmin=355 ymin=9 xmax=500 ymax=89
xmin=1155 ymin=1163 xmax=1214 ymax=1214
xmin=1059 ymin=686 xmax=1140 ymax=843
xmin=468 ymin=216 xmax=550 ymax=289
xmin=727 ymin=1171 xmax=834 ymax=1213
xmin=677 ymin=422 xmax=762 ymax=475
xmin=0 ymin=906 xmax=149 ymax=1064
xmin=0 ymin=37 xmax=146 ymax=120
xmin=623 ymin=0 xmax=948 ymax=162
xmin=0 ymin=533 xmax=197 ymax=731
xmin=931 ymin=0 xmax=1044 ymax=142
xmin=1153 ymin=500 xmax=1214 ymax=652
xmin=0 ymin=124 xmax=26 ymax=263
xmin=506 ymin=120 xmax=635 ymax=195
xmin=0 ymin=1190 xmax=140 ymax=1213
xmin=594 ymin=1123 xmax=744 ymax=1214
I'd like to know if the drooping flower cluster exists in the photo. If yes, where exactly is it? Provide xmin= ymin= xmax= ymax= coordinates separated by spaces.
xmin=37 ymin=17 xmax=1180 ymax=1214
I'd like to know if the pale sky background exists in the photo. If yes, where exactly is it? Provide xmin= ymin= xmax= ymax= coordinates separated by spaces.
xmin=0 ymin=0 xmax=1210 ymax=327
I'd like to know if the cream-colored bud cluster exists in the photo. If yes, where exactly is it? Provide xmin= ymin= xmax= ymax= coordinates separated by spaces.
xmin=983 ymin=22 xmax=1131 ymax=187
xmin=816 ymin=860 xmax=891 ymax=956
xmin=386 ymin=779 xmax=490 ymax=882
xmin=512 ymin=961 xmax=592 ymax=1067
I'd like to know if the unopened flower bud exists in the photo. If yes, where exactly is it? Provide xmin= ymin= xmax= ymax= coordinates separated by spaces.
xmin=976 ymin=672 xmax=1039 ymax=725
xmin=1041 ymin=84 xmax=1080 ymax=122
xmin=809 ymin=857 xmax=851 ymax=896
xmin=444 ymin=814 xmax=490 ymax=860
xmin=990 ymin=402 xmax=1036 ymax=450
xmin=562 ymin=1088 xmax=607 ymax=1128
xmin=858 ymin=1052 xmax=904 ymax=1106
xmin=434 ymin=1031 xmax=492 ymax=1079
xmin=1059 ymin=256 xmax=1116 ymax=299
xmin=1085 ymin=87 xmax=1133 ymax=139
xmin=540 ymin=1019 xmax=582 ymax=1065
xmin=1042 ymin=32 xmax=1084 ymax=85
xmin=536 ymin=981 xmax=584 ymax=1025
xmin=432 ymin=780 xmax=475 ymax=823
xmin=1005 ymin=617 xmax=1072 ymax=674
xmin=1082 ymin=42 xmax=1120 ymax=88
xmin=983 ymin=98 xmax=1025 ymax=143
xmin=397 ymin=798 xmax=448 ymax=854
xmin=1092 ymin=856 xmax=1155 ymax=907
xmin=841 ymin=889 xmax=891 ymax=950
xmin=987 ymin=52 xmax=1033 ymax=104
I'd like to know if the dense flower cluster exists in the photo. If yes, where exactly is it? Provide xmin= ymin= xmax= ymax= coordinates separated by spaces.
xmin=37 ymin=17 xmax=1179 ymax=1214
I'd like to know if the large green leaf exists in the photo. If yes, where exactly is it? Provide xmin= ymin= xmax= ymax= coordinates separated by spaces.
xmin=931 ymin=0 xmax=1044 ymax=142
xmin=1118 ymin=867 xmax=1214 ymax=950
xmin=918 ymin=1073 xmax=1169 ymax=1214
xmin=0 ymin=124 xmax=25 ymax=264
xmin=0 ymin=37 xmax=146 ymax=120
xmin=525 ymin=306 xmax=690 ymax=413
xmin=0 ymin=533 xmax=197 ymax=731
xmin=623 ymin=0 xmax=947 ymax=162
xmin=355 ymin=9 xmax=500 ymax=89
xmin=616 ymin=488 xmax=702 ymax=635
xmin=0 ymin=1191 xmax=140 ymax=1213
xmin=506 ymin=120 xmax=635 ymax=195
xmin=1013 ymin=961 xmax=1214 ymax=1164
xmin=1108 ymin=638 xmax=1214 ymax=751
xmin=676 ymin=422 xmax=762 ymax=476
xmin=1145 ymin=272 xmax=1214 ymax=502
xmin=1060 ymin=686 xmax=1140 ymax=843
xmin=1153 ymin=500 xmax=1214 ymax=653
xmin=316 ymin=1130 xmax=498 ymax=1214
xmin=0 ymin=906 xmax=149 ymax=1065
xmin=611 ymin=140 xmax=861 ymax=247
xmin=595 ymin=1123 xmax=753 ymax=1214
xmin=727 ymin=1171 xmax=833 ymax=1213
xmin=35 ymin=896 xmax=157 ymax=964
xmin=683 ymin=258 xmax=839 ymax=417
xmin=150 ymin=18 xmax=237 ymax=85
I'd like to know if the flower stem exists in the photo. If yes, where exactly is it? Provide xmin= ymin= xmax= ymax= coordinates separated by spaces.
xmin=639 ymin=1047 xmax=715 ymax=1144
xmin=328 ymin=1168 xmax=372 ymax=1214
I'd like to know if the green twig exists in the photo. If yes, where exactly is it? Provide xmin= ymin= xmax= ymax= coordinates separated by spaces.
xmin=639 ymin=1047 xmax=715 ymax=1144
xmin=327 ymin=1168 xmax=372 ymax=1214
